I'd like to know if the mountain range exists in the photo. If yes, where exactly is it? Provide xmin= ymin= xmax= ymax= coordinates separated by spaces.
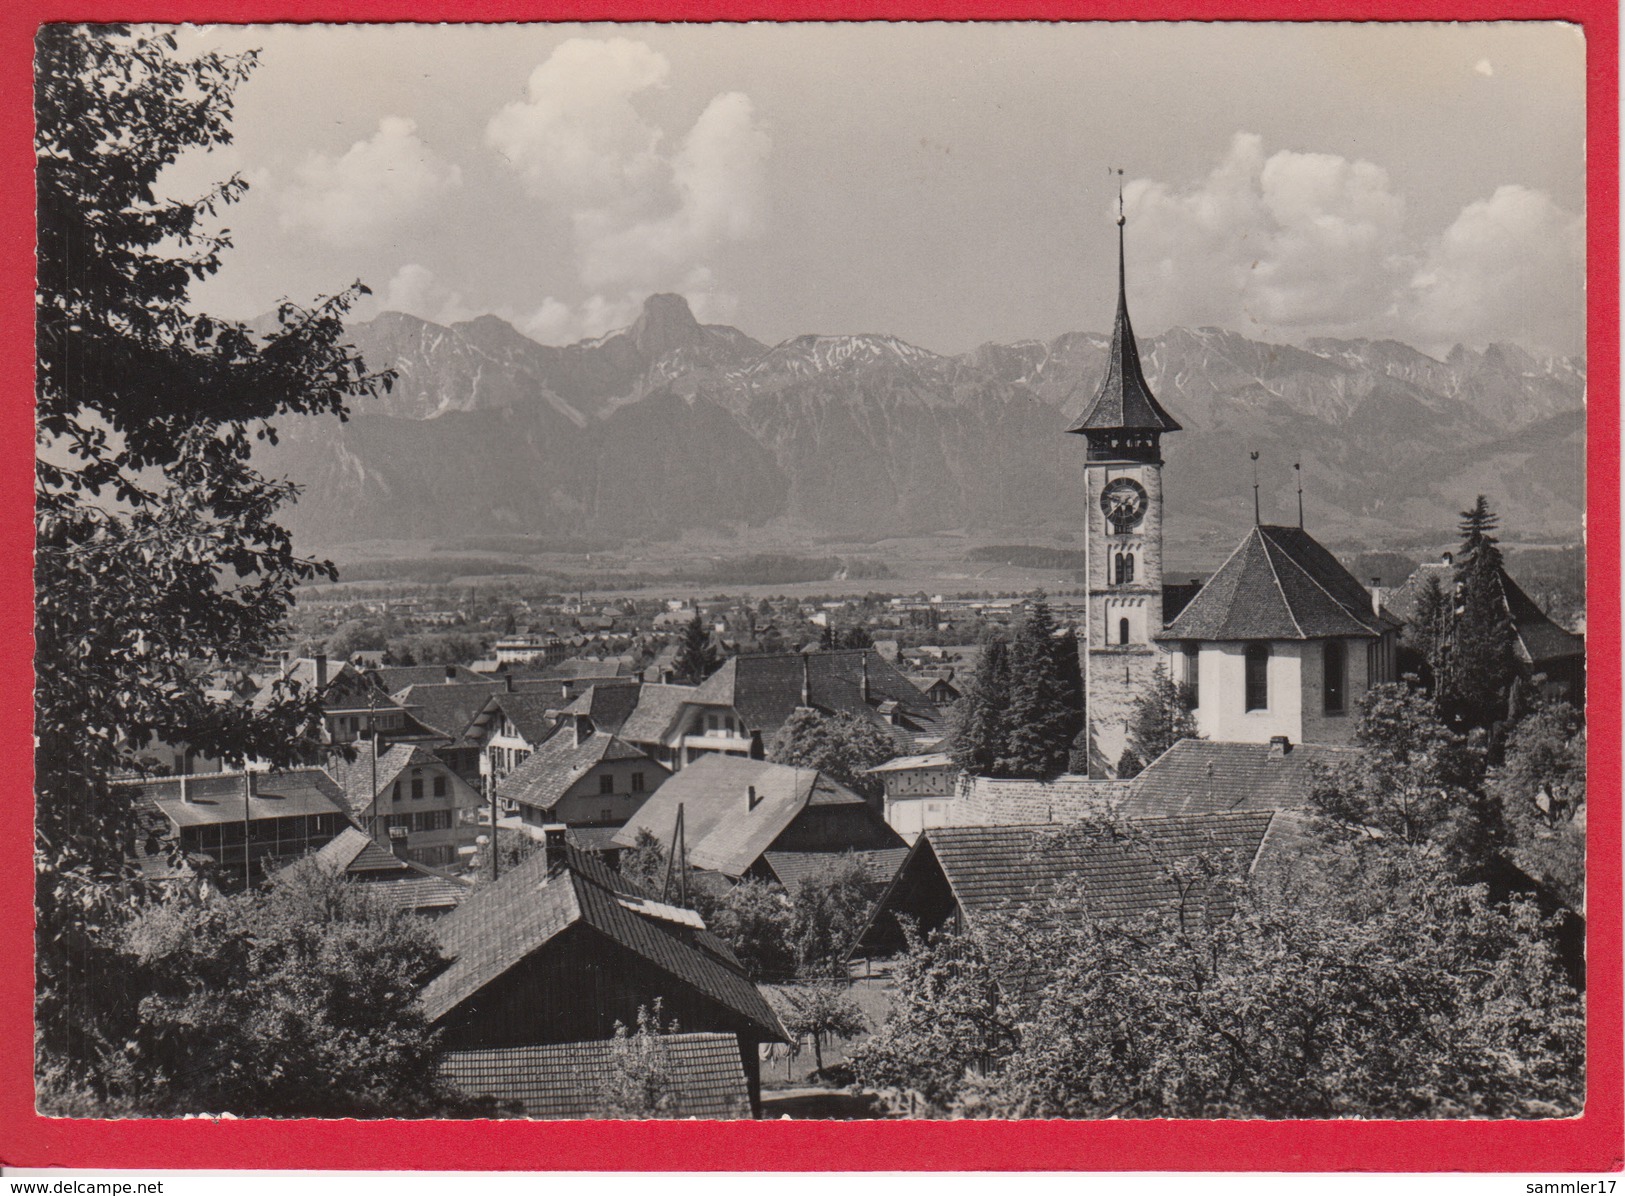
xmin=258 ymin=292 xmax=1587 ymax=559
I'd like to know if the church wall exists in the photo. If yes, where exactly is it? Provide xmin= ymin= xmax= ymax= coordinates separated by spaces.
xmin=1191 ymin=641 xmax=1304 ymax=744
xmin=1297 ymin=639 xmax=1365 ymax=746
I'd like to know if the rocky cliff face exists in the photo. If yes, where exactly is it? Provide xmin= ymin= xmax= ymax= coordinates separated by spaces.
xmin=260 ymin=293 xmax=1586 ymax=549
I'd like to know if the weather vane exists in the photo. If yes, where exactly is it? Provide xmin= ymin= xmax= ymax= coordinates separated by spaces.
xmin=1250 ymin=451 xmax=1261 ymax=525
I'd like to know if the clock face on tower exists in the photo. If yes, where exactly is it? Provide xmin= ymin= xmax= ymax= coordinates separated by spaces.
xmin=1100 ymin=477 xmax=1149 ymax=533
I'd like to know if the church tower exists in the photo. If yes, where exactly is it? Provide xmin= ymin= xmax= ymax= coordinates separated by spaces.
xmin=1065 ymin=193 xmax=1182 ymax=775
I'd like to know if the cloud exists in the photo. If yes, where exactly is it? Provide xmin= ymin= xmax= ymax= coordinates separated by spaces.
xmin=485 ymin=38 xmax=770 ymax=319
xmin=1410 ymin=184 xmax=1584 ymax=356
xmin=280 ymin=117 xmax=461 ymax=243
xmin=1125 ymin=133 xmax=1406 ymax=336
xmin=377 ymin=263 xmax=477 ymax=326
xmin=1124 ymin=134 xmax=1582 ymax=355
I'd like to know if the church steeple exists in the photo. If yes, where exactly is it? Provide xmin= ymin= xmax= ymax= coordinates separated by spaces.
xmin=1065 ymin=181 xmax=1182 ymax=456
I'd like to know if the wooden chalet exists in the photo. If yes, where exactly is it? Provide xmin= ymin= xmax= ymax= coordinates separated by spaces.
xmin=420 ymin=835 xmax=785 ymax=1111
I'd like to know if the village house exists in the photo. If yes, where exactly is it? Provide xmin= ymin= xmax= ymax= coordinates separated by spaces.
xmin=1157 ymin=524 xmax=1403 ymax=747
xmin=493 ymin=634 xmax=568 ymax=667
xmin=419 ymin=833 xmax=785 ymax=1113
xmin=867 ymin=752 xmax=963 ymax=843
xmin=328 ymin=742 xmax=484 ymax=868
xmin=611 ymin=755 xmax=907 ymax=886
xmin=497 ymin=690 xmax=670 ymax=851
xmin=462 ymin=687 xmax=574 ymax=803
xmin=1120 ymin=737 xmax=1360 ymax=819
xmin=852 ymin=810 xmax=1285 ymax=962
xmin=295 ymin=826 xmax=472 ymax=917
xmin=121 ymin=769 xmax=353 ymax=887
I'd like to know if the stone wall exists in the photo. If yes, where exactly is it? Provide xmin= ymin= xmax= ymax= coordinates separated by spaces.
xmin=950 ymin=772 xmax=1126 ymax=827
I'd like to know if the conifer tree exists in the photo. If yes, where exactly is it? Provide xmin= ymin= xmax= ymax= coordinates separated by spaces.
xmin=950 ymin=629 xmax=1012 ymax=776
xmin=1124 ymin=664 xmax=1198 ymax=775
xmin=1001 ymin=594 xmax=1083 ymax=779
xmin=1407 ymin=572 xmax=1452 ymax=693
xmin=1446 ymin=496 xmax=1517 ymax=728
xmin=672 ymin=610 xmax=721 ymax=685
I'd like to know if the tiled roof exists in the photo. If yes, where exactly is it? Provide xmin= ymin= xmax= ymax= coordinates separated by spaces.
xmin=1122 ymin=739 xmax=1360 ymax=819
xmin=571 ymin=683 xmax=643 ymax=734
xmin=248 ymin=658 xmax=374 ymax=711
xmin=689 ymin=650 xmax=944 ymax=741
xmin=544 ymin=658 xmax=636 ymax=680
xmin=125 ymin=770 xmax=349 ymax=828
xmin=302 ymin=828 xmax=472 ymax=912
xmin=619 ymin=683 xmax=700 ymax=745
xmin=1064 ymin=227 xmax=1182 ymax=435
xmin=441 ymin=1032 xmax=752 ymax=1119
xmin=762 ymin=847 xmax=911 ymax=890
xmin=468 ymin=692 xmax=565 ymax=747
xmin=867 ymin=753 xmax=956 ymax=774
xmin=1387 ymin=560 xmax=1581 ymax=667
xmin=369 ymin=664 xmax=487 ymax=690
xmin=392 ymin=682 xmax=506 ymax=739
xmin=858 ymin=811 xmax=1278 ymax=951
xmin=422 ymin=843 xmax=784 ymax=1041
xmin=496 ymin=727 xmax=657 ymax=814
xmin=611 ymin=756 xmax=891 ymax=879
xmin=1162 ymin=525 xmax=1398 ymax=642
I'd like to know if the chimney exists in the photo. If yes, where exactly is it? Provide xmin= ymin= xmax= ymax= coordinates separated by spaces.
xmin=861 ymin=652 xmax=871 ymax=704
xmin=801 ymin=654 xmax=811 ymax=707
xmin=504 ymin=672 xmax=514 ymax=693
xmin=181 ymin=774 xmax=191 ymax=804
xmin=1369 ymin=577 xmax=1383 ymax=616
xmin=1442 ymin=551 xmax=1454 ymax=566
xmin=747 ymin=785 xmax=761 ymax=811
xmin=1268 ymin=735 xmax=1291 ymax=756
xmin=388 ymin=825 xmax=410 ymax=860
xmin=542 ymin=823 xmax=569 ymax=871
xmin=445 ymin=664 xmax=457 ymax=682
xmin=314 ymin=652 xmax=328 ymax=691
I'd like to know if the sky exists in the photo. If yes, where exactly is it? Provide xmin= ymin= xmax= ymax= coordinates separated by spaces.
xmin=160 ymin=21 xmax=1587 ymax=358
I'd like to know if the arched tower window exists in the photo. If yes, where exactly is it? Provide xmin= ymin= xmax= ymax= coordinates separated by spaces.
xmin=1324 ymin=640 xmax=1346 ymax=713
xmin=1118 ymin=618 xmax=1131 ymax=646
xmin=1124 ymin=553 xmax=1135 ymax=584
xmin=1244 ymin=644 xmax=1270 ymax=711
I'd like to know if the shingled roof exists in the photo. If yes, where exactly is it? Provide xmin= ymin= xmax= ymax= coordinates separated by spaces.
xmin=495 ymin=726 xmax=657 ymax=814
xmin=611 ymin=755 xmax=901 ymax=879
xmin=327 ymin=742 xmax=447 ymax=819
xmin=762 ymin=847 xmax=911 ymax=890
xmin=368 ymin=664 xmax=487 ymax=690
xmin=1122 ymin=738 xmax=1360 ymax=819
xmin=618 ymin=683 xmax=700 ymax=746
xmin=462 ymin=691 xmax=565 ymax=747
xmin=689 ymin=649 xmax=943 ymax=745
xmin=1161 ymin=524 xmax=1399 ymax=642
xmin=1064 ymin=221 xmax=1182 ymax=435
xmin=127 ymin=769 xmax=349 ymax=828
xmin=559 ymin=683 xmax=643 ymax=735
xmin=856 ymin=811 xmax=1279 ymax=955
xmin=442 ymin=1032 xmax=753 ymax=1119
xmin=422 ymin=843 xmax=783 ymax=1042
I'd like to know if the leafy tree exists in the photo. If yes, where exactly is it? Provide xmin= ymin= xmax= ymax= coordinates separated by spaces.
xmin=838 ymin=625 xmax=874 ymax=649
xmin=1494 ymin=698 xmax=1586 ymax=911
xmin=1445 ymin=497 xmax=1517 ymax=728
xmin=707 ymin=878 xmax=795 ymax=981
xmin=777 ymin=982 xmax=868 ymax=1073
xmin=849 ymin=923 xmax=1013 ymax=1113
xmin=1123 ymin=664 xmax=1198 ymax=775
xmin=34 ymin=25 xmax=388 ymax=1092
xmin=768 ymin=708 xmax=896 ymax=803
xmin=599 ymin=1001 xmax=681 ymax=1119
xmin=672 ymin=610 xmax=722 ymax=685
xmin=949 ymin=628 xmax=1011 ymax=776
xmin=1309 ymin=681 xmax=1500 ymax=880
xmin=94 ymin=864 xmax=459 ymax=1117
xmin=1001 ymin=594 xmax=1083 ymax=778
xmin=1115 ymin=747 xmax=1144 ymax=780
xmin=787 ymin=855 xmax=885 ymax=978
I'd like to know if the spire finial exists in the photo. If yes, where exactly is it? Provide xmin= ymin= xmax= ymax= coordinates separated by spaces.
xmin=1115 ymin=167 xmax=1125 ymax=227
xmin=1295 ymin=461 xmax=1304 ymax=528
xmin=1250 ymin=451 xmax=1261 ymax=525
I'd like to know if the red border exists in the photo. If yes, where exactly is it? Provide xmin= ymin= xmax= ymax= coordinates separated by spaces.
xmin=1 ymin=0 xmax=1619 ymax=1172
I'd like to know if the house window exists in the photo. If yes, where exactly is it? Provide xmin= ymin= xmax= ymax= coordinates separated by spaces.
xmin=433 ymin=774 xmax=447 ymax=798
xmin=599 ymin=774 xmax=615 ymax=796
xmin=601 ymin=808 xmax=613 ymax=823
xmin=631 ymin=772 xmax=645 ymax=793
xmin=392 ymin=781 xmax=401 ymax=803
xmin=1324 ymin=641 xmax=1346 ymax=714
xmin=411 ymin=777 xmax=424 ymax=801
xmin=724 ymin=715 xmax=735 ymax=734
xmin=1184 ymin=642 xmax=1200 ymax=708
xmin=706 ymin=714 xmax=719 ymax=732
xmin=1118 ymin=618 xmax=1130 ymax=646
xmin=1244 ymin=644 xmax=1270 ymax=711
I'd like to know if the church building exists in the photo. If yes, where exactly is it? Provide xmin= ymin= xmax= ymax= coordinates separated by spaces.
xmin=1069 ymin=197 xmax=1400 ymax=767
